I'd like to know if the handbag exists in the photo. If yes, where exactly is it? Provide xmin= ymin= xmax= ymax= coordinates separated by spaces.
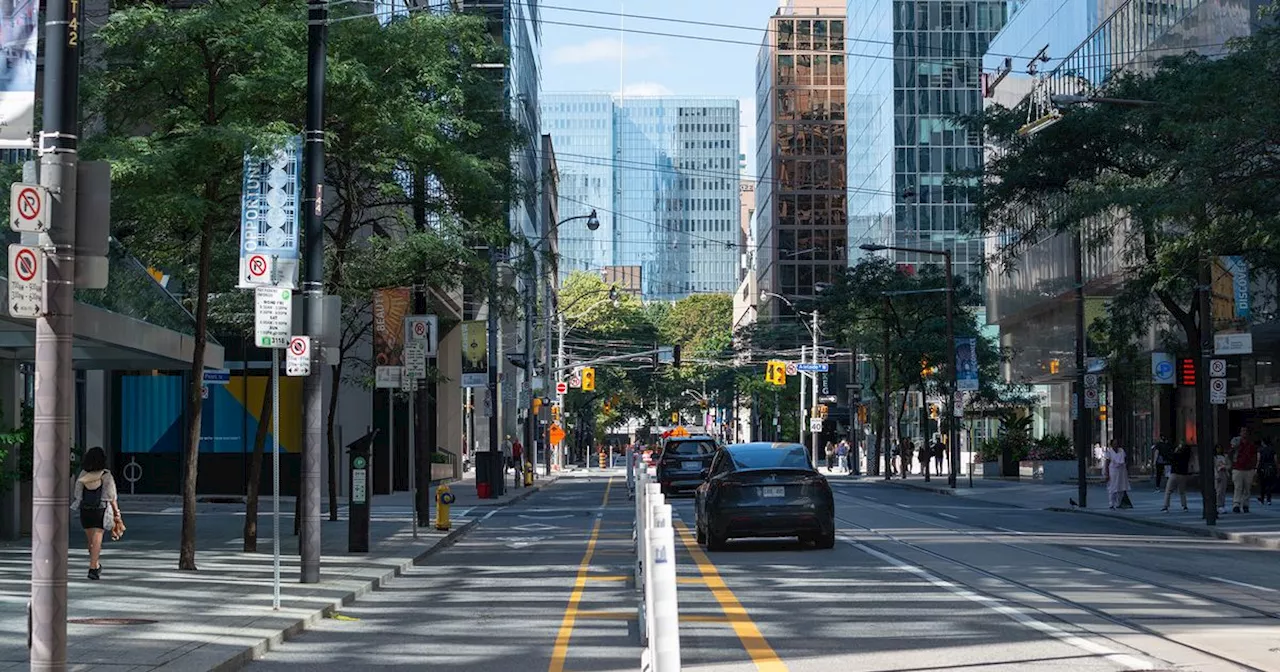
xmin=107 ymin=501 xmax=126 ymax=541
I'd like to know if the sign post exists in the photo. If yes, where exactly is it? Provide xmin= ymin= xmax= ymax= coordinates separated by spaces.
xmin=252 ymin=285 xmax=291 ymax=610
xmin=404 ymin=314 xmax=435 ymax=536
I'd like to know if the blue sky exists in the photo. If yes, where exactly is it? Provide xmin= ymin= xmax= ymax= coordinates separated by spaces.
xmin=538 ymin=0 xmax=782 ymax=173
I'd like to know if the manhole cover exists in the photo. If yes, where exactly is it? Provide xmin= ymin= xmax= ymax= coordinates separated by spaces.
xmin=69 ymin=618 xmax=157 ymax=626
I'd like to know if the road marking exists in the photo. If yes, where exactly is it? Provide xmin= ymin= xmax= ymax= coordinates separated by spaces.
xmin=937 ymin=512 xmax=959 ymax=520
xmin=677 ymin=576 xmax=707 ymax=585
xmin=548 ymin=478 xmax=612 ymax=672
xmin=1209 ymin=576 xmax=1278 ymax=593
xmin=1081 ymin=546 xmax=1121 ymax=558
xmin=675 ymin=521 xmax=788 ymax=672
xmin=481 ymin=510 xmax=499 ymax=522
xmin=584 ymin=575 xmax=629 ymax=583
xmin=844 ymin=537 xmax=1152 ymax=670
xmin=897 ymin=503 xmax=913 ymax=509
xmin=995 ymin=527 xmax=1023 ymax=535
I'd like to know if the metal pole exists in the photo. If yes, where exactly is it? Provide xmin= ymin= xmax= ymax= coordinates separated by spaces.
xmin=1073 ymin=230 xmax=1089 ymax=508
xmin=272 ymin=349 xmax=281 ymax=610
xmin=945 ymin=252 xmax=958 ymax=489
xmin=543 ymin=252 xmax=554 ymax=477
xmin=799 ymin=345 xmax=807 ymax=448
xmin=882 ymin=296 xmax=892 ymax=481
xmin=557 ymin=308 xmax=565 ymax=470
xmin=488 ymin=251 xmax=501 ymax=491
xmin=524 ymin=269 xmax=534 ymax=483
xmin=811 ymin=311 xmax=820 ymax=469
xmin=849 ymin=346 xmax=860 ymax=474
xmin=31 ymin=0 xmax=79 ymax=663
xmin=298 ymin=0 xmax=328 ymax=585
xmin=409 ymin=385 xmax=417 ymax=537
xmin=1197 ymin=253 xmax=1217 ymax=525
xmin=388 ymin=389 xmax=395 ymax=498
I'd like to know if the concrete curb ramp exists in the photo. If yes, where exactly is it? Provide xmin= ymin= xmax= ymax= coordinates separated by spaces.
xmin=206 ymin=478 xmax=556 ymax=672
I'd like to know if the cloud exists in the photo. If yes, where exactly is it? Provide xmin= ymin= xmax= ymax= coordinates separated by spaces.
xmin=618 ymin=81 xmax=674 ymax=97
xmin=549 ymin=37 xmax=664 ymax=65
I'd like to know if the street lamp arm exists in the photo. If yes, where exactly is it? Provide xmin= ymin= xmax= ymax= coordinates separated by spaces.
xmin=529 ymin=210 xmax=600 ymax=252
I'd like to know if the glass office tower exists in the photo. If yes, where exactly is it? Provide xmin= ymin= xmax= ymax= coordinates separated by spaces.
xmin=846 ymin=0 xmax=1007 ymax=286
xmin=542 ymin=94 xmax=740 ymax=299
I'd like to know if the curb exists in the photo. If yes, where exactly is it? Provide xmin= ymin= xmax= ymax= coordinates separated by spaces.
xmin=1046 ymin=506 xmax=1280 ymax=551
xmin=210 ymin=475 xmax=561 ymax=672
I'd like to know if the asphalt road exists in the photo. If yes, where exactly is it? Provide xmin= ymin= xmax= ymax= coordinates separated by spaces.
xmin=247 ymin=473 xmax=1280 ymax=671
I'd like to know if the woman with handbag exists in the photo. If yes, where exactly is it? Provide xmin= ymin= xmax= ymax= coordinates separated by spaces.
xmin=70 ymin=447 xmax=122 ymax=580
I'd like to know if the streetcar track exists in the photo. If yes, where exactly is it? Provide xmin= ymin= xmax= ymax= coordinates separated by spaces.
xmin=833 ymin=492 xmax=1271 ymax=672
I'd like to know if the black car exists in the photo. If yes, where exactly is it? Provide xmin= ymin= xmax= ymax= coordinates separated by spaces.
xmin=656 ymin=435 xmax=718 ymax=496
xmin=694 ymin=442 xmax=835 ymax=550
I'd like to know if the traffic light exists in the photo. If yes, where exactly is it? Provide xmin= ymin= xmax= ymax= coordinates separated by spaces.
xmin=532 ymin=397 xmax=542 ymax=414
xmin=1049 ymin=359 xmax=1061 ymax=374
xmin=551 ymin=404 xmax=561 ymax=420
xmin=857 ymin=405 xmax=868 ymax=423
xmin=1099 ymin=404 xmax=1108 ymax=421
xmin=581 ymin=367 xmax=596 ymax=391
xmin=765 ymin=360 xmax=787 ymax=386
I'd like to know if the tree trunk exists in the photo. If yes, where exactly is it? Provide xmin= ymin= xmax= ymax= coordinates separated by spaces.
xmin=326 ymin=360 xmax=342 ymax=521
xmin=178 ymin=204 xmax=216 ymax=571
xmin=242 ymin=377 xmax=274 ymax=552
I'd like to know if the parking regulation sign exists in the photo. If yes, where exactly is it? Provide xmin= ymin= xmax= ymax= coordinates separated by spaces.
xmin=286 ymin=336 xmax=311 ymax=376
xmin=8 ymin=244 xmax=43 ymax=318
xmin=10 ymin=184 xmax=48 ymax=233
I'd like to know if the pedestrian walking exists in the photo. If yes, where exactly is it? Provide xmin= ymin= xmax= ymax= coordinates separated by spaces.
xmin=933 ymin=436 xmax=944 ymax=473
xmin=1104 ymin=441 xmax=1131 ymax=510
xmin=71 ymin=447 xmax=122 ymax=580
xmin=918 ymin=439 xmax=931 ymax=482
xmin=899 ymin=438 xmax=914 ymax=478
xmin=1152 ymin=435 xmax=1171 ymax=491
xmin=512 ymin=438 xmax=524 ymax=485
xmin=835 ymin=440 xmax=848 ymax=472
xmin=1258 ymin=439 xmax=1277 ymax=506
xmin=1160 ymin=443 xmax=1193 ymax=512
xmin=1214 ymin=444 xmax=1231 ymax=514
xmin=824 ymin=442 xmax=835 ymax=471
xmin=1232 ymin=427 xmax=1259 ymax=513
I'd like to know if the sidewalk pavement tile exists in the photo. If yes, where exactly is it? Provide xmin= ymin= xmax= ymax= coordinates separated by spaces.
xmin=850 ymin=472 xmax=1280 ymax=550
xmin=0 ymin=470 xmax=559 ymax=671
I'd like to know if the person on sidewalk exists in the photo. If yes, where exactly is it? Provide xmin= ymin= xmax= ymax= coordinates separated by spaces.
xmin=1258 ymin=438 xmax=1277 ymax=506
xmin=1232 ymin=426 xmax=1259 ymax=513
xmin=836 ymin=440 xmax=849 ymax=472
xmin=1104 ymin=441 xmax=1131 ymax=510
xmin=70 ymin=447 xmax=121 ymax=581
xmin=825 ymin=441 xmax=835 ymax=471
xmin=919 ymin=439 xmax=931 ymax=482
xmin=1152 ymin=435 xmax=1171 ymax=491
xmin=899 ymin=438 xmax=914 ymax=478
xmin=1160 ymin=442 xmax=1193 ymax=512
xmin=1214 ymin=444 xmax=1231 ymax=514
xmin=932 ymin=436 xmax=944 ymax=474
xmin=511 ymin=438 xmax=524 ymax=486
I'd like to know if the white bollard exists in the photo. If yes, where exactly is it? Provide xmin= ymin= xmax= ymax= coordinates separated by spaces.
xmin=648 ymin=503 xmax=681 ymax=672
xmin=644 ymin=492 xmax=664 ymax=650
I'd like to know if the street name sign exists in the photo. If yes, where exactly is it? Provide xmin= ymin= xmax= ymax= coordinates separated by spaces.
xmin=796 ymin=362 xmax=829 ymax=373
xmin=8 ymin=244 xmax=43 ymax=318
xmin=10 ymin=183 xmax=48 ymax=233
xmin=254 ymin=287 xmax=292 ymax=348
xmin=286 ymin=336 xmax=311 ymax=376
xmin=202 ymin=369 xmax=232 ymax=385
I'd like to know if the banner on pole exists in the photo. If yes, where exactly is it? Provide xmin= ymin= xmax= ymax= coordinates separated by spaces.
xmin=373 ymin=287 xmax=410 ymax=386
xmin=0 ymin=0 xmax=36 ymax=149
xmin=460 ymin=320 xmax=488 ymax=388
xmin=955 ymin=337 xmax=978 ymax=392
xmin=238 ymin=136 xmax=302 ymax=289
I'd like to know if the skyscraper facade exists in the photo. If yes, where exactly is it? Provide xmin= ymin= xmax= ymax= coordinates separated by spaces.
xmin=541 ymin=94 xmax=740 ymax=299
xmin=845 ymin=0 xmax=1007 ymax=286
xmin=755 ymin=0 xmax=848 ymax=313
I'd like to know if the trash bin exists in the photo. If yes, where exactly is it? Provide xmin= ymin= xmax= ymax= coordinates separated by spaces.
xmin=477 ymin=481 xmax=491 ymax=499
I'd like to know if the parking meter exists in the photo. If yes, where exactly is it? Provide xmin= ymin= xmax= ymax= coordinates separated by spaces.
xmin=347 ymin=428 xmax=379 ymax=553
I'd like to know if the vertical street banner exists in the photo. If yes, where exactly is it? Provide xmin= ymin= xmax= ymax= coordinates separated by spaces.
xmin=0 ymin=0 xmax=36 ymax=147
xmin=460 ymin=320 xmax=488 ymax=388
xmin=238 ymin=136 xmax=302 ymax=289
xmin=373 ymin=287 xmax=410 ymax=378
xmin=1217 ymin=256 xmax=1250 ymax=321
xmin=955 ymin=337 xmax=979 ymax=392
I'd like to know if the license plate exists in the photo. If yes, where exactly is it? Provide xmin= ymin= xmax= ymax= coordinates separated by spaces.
xmin=761 ymin=486 xmax=784 ymax=498
xmin=683 ymin=461 xmax=701 ymax=471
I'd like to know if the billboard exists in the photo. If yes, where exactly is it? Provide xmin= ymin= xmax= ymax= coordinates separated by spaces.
xmin=0 ymin=0 xmax=36 ymax=148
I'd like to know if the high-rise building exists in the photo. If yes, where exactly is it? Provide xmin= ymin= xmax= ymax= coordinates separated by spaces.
xmin=755 ymin=0 xmax=848 ymax=315
xmin=845 ymin=0 xmax=1007 ymax=286
xmin=542 ymin=94 xmax=740 ymax=299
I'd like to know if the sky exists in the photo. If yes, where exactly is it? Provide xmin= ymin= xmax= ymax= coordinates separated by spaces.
xmin=538 ymin=0 xmax=783 ymax=175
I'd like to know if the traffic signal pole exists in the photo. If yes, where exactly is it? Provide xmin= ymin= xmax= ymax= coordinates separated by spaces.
xmin=31 ymin=0 xmax=80 ymax=666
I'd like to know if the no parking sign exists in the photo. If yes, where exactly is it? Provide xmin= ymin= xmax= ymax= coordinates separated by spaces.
xmin=286 ymin=336 xmax=311 ymax=376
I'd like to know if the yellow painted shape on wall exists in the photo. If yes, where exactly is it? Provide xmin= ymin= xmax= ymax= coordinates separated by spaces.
xmin=225 ymin=373 xmax=303 ymax=453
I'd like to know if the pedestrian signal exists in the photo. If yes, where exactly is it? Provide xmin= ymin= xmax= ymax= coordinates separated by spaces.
xmin=857 ymin=405 xmax=868 ymax=423
xmin=1099 ymin=404 xmax=1107 ymax=421
xmin=581 ymin=367 xmax=596 ymax=391
xmin=765 ymin=360 xmax=787 ymax=386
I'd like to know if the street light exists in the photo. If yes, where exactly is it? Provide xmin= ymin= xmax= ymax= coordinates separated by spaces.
xmin=859 ymin=242 xmax=959 ymax=488
xmin=761 ymin=291 xmax=822 ymax=466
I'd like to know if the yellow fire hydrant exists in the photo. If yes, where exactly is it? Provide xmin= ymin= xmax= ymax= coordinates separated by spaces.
xmin=524 ymin=461 xmax=534 ymax=487
xmin=435 ymin=484 xmax=455 ymax=531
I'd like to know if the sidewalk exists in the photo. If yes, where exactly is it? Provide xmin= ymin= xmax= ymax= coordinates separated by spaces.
xmin=849 ymin=471 xmax=1280 ymax=550
xmin=0 ymin=470 xmax=559 ymax=671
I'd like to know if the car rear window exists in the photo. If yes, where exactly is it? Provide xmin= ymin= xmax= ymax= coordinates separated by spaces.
xmin=730 ymin=445 xmax=810 ymax=470
xmin=664 ymin=440 xmax=716 ymax=457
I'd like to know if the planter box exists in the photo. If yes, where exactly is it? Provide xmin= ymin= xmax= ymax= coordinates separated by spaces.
xmin=430 ymin=463 xmax=454 ymax=482
xmin=1019 ymin=459 xmax=1076 ymax=484
xmin=981 ymin=461 xmax=1001 ymax=478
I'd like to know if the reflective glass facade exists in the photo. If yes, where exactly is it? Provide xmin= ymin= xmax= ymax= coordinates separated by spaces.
xmin=846 ymin=0 xmax=1007 ymax=287
xmin=756 ymin=4 xmax=848 ymax=307
xmin=541 ymin=95 xmax=740 ymax=299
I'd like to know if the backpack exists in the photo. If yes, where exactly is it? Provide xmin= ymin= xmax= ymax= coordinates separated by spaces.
xmin=80 ymin=482 xmax=105 ymax=511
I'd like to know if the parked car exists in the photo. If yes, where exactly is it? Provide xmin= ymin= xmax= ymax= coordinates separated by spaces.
xmin=656 ymin=434 xmax=719 ymax=496
xmin=694 ymin=442 xmax=835 ymax=550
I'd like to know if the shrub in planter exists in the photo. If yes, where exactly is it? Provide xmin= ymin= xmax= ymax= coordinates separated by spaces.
xmin=1027 ymin=433 xmax=1074 ymax=461
xmin=430 ymin=452 xmax=452 ymax=464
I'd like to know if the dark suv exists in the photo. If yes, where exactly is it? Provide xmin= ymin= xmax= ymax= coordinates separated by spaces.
xmin=657 ymin=435 xmax=719 ymax=496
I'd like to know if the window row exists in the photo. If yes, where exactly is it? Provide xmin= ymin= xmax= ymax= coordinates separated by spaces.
xmin=775 ymin=158 xmax=848 ymax=190
xmin=776 ymin=230 xmax=849 ymax=262
xmin=775 ymin=19 xmax=846 ymax=53
xmin=778 ymin=262 xmax=845 ymax=297
xmin=680 ymin=123 xmax=735 ymax=134
xmin=777 ymin=54 xmax=846 ymax=87
xmin=776 ymin=208 xmax=847 ymax=231
xmin=892 ymin=87 xmax=981 ymax=117
xmin=893 ymin=1 xmax=1008 ymax=32
xmin=894 ymin=146 xmax=983 ymax=174
xmin=777 ymin=88 xmax=846 ymax=122
xmin=776 ymin=124 xmax=847 ymax=157
xmin=776 ymin=193 xmax=846 ymax=217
